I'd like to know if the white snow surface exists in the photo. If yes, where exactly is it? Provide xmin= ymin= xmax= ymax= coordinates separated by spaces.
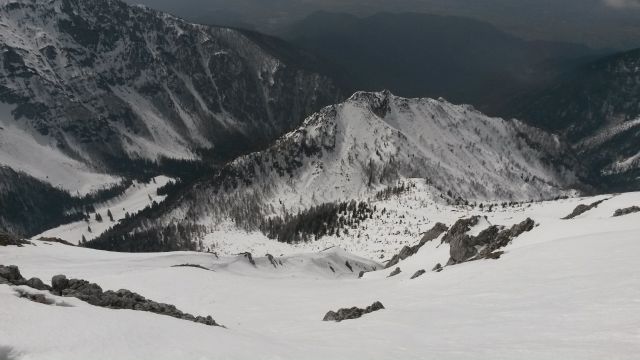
xmin=1 ymin=191 xmax=640 ymax=359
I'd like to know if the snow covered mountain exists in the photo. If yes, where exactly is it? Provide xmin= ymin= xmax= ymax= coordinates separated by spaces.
xmin=0 ymin=0 xmax=339 ymax=184
xmin=0 ymin=0 xmax=340 ymax=236
xmin=87 ymin=91 xmax=580 ymax=252
xmin=513 ymin=48 xmax=640 ymax=191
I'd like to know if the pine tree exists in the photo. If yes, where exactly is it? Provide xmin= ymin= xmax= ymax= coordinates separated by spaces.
xmin=107 ymin=209 xmax=114 ymax=222
xmin=95 ymin=213 xmax=103 ymax=222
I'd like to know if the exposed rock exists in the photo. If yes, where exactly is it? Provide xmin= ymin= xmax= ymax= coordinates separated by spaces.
xmin=441 ymin=217 xmax=481 ymax=244
xmin=237 ymin=252 xmax=256 ymax=266
xmin=26 ymin=277 xmax=50 ymax=291
xmin=410 ymin=269 xmax=426 ymax=279
xmin=388 ymin=267 xmax=401 ymax=277
xmin=51 ymin=275 xmax=69 ymax=293
xmin=0 ymin=232 xmax=30 ymax=247
xmin=322 ymin=301 xmax=385 ymax=322
xmin=563 ymin=199 xmax=608 ymax=219
xmin=36 ymin=237 xmax=75 ymax=246
xmin=14 ymin=289 xmax=54 ymax=305
xmin=432 ymin=263 xmax=443 ymax=272
xmin=345 ymin=261 xmax=353 ymax=272
xmin=613 ymin=206 xmax=640 ymax=217
xmin=171 ymin=264 xmax=212 ymax=271
xmin=266 ymin=254 xmax=279 ymax=268
xmin=385 ymin=223 xmax=449 ymax=268
xmin=358 ymin=271 xmax=366 ymax=278
xmin=0 ymin=265 xmax=26 ymax=285
xmin=447 ymin=218 xmax=535 ymax=264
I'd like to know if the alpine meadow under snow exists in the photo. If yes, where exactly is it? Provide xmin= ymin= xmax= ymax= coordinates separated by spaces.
xmin=0 ymin=0 xmax=639 ymax=359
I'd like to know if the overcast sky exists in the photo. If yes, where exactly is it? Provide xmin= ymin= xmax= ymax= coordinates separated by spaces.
xmin=129 ymin=0 xmax=640 ymax=49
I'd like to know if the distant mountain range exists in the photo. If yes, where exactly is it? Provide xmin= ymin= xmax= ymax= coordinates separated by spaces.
xmin=512 ymin=48 xmax=640 ymax=191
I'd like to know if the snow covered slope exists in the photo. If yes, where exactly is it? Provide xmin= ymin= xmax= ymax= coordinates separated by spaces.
xmin=0 ymin=0 xmax=339 ymax=179
xmin=123 ymin=91 xmax=579 ymax=246
xmin=1 ymin=191 xmax=639 ymax=359
xmin=33 ymin=176 xmax=173 ymax=244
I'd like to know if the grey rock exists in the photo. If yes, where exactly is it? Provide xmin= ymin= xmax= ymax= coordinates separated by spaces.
xmin=613 ymin=206 xmax=640 ymax=217
xmin=345 ymin=261 xmax=353 ymax=272
xmin=51 ymin=275 xmax=69 ymax=294
xmin=563 ymin=199 xmax=607 ymax=219
xmin=0 ymin=265 xmax=26 ymax=285
xmin=26 ymin=277 xmax=50 ymax=291
xmin=323 ymin=301 xmax=385 ymax=322
xmin=358 ymin=271 xmax=365 ymax=278
xmin=388 ymin=267 xmax=401 ymax=277
xmin=385 ymin=223 xmax=448 ymax=269
xmin=432 ymin=263 xmax=443 ymax=272
xmin=410 ymin=269 xmax=426 ymax=279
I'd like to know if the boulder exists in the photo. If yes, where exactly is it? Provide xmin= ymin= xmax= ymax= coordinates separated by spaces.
xmin=563 ymin=199 xmax=607 ymax=219
xmin=0 ymin=265 xmax=26 ymax=285
xmin=432 ymin=263 xmax=443 ymax=272
xmin=51 ymin=275 xmax=70 ymax=294
xmin=410 ymin=269 xmax=426 ymax=279
xmin=26 ymin=277 xmax=50 ymax=291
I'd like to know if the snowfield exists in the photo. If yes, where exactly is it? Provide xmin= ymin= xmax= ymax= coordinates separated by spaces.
xmin=1 ymin=191 xmax=640 ymax=359
xmin=33 ymin=176 xmax=173 ymax=244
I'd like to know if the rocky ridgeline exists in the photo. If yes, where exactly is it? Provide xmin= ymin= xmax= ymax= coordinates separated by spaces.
xmin=0 ymin=232 xmax=30 ymax=247
xmin=443 ymin=216 xmax=536 ymax=265
xmin=613 ymin=206 xmax=640 ymax=217
xmin=563 ymin=199 xmax=608 ymax=219
xmin=0 ymin=265 xmax=222 ymax=327
xmin=323 ymin=301 xmax=385 ymax=322
xmin=385 ymin=222 xmax=448 ymax=269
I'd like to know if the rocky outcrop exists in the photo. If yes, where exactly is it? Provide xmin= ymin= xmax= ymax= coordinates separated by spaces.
xmin=1 ymin=265 xmax=222 ymax=327
xmin=0 ymin=232 xmax=30 ymax=247
xmin=563 ymin=199 xmax=608 ymax=219
xmin=170 ymin=264 xmax=212 ymax=271
xmin=322 ymin=301 xmax=385 ymax=322
xmin=446 ymin=218 xmax=535 ymax=265
xmin=613 ymin=206 xmax=640 ymax=217
xmin=388 ymin=267 xmax=401 ymax=277
xmin=432 ymin=263 xmax=443 ymax=272
xmin=385 ymin=223 xmax=449 ymax=268
xmin=237 ymin=252 xmax=256 ymax=267
xmin=0 ymin=265 xmax=26 ymax=285
xmin=48 ymin=274 xmax=222 ymax=326
xmin=410 ymin=270 xmax=426 ymax=279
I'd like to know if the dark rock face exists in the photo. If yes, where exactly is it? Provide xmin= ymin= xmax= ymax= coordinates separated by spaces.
xmin=388 ymin=267 xmax=401 ymax=277
xmin=358 ymin=270 xmax=365 ymax=278
xmin=266 ymin=254 xmax=279 ymax=268
xmin=385 ymin=222 xmax=449 ymax=268
xmin=446 ymin=218 xmax=536 ymax=265
xmin=238 ymin=252 xmax=256 ymax=266
xmin=170 ymin=264 xmax=212 ymax=271
xmin=410 ymin=269 xmax=426 ymax=279
xmin=432 ymin=263 xmax=443 ymax=272
xmin=322 ymin=301 xmax=385 ymax=322
xmin=0 ymin=265 xmax=26 ymax=285
xmin=613 ymin=206 xmax=640 ymax=217
xmin=14 ymin=289 xmax=55 ymax=305
xmin=26 ymin=277 xmax=51 ymax=291
xmin=0 ymin=232 xmax=30 ymax=247
xmin=345 ymin=261 xmax=353 ymax=272
xmin=563 ymin=199 xmax=608 ymax=219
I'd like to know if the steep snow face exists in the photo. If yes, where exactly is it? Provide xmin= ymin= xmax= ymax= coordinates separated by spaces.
xmin=0 ymin=0 xmax=339 ymax=171
xmin=1 ymin=192 xmax=639 ymax=359
xmin=168 ymin=91 xmax=577 ymax=229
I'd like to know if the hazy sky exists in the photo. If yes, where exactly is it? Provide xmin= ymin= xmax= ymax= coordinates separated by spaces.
xmin=129 ymin=0 xmax=640 ymax=49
